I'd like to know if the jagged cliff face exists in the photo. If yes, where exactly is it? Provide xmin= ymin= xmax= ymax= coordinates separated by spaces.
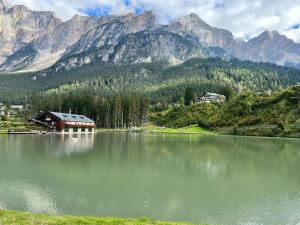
xmin=235 ymin=31 xmax=300 ymax=66
xmin=0 ymin=0 xmax=62 ymax=64
xmin=167 ymin=13 xmax=235 ymax=51
xmin=1 ymin=1 xmax=300 ymax=73
xmin=0 ymin=9 xmax=101 ymax=71
xmin=62 ymin=11 xmax=157 ymax=58
xmin=50 ymin=12 xmax=224 ymax=72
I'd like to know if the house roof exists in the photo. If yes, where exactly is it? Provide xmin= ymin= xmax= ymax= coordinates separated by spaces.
xmin=49 ymin=112 xmax=94 ymax=123
xmin=201 ymin=92 xmax=226 ymax=97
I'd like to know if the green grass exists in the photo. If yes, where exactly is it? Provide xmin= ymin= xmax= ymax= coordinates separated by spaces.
xmin=0 ymin=129 xmax=8 ymax=134
xmin=0 ymin=210 xmax=204 ymax=225
xmin=96 ymin=128 xmax=129 ymax=133
xmin=96 ymin=125 xmax=213 ymax=135
xmin=146 ymin=125 xmax=213 ymax=135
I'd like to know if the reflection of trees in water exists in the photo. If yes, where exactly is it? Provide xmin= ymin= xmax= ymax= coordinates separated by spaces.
xmin=93 ymin=133 xmax=300 ymax=178
xmin=1 ymin=133 xmax=300 ymax=222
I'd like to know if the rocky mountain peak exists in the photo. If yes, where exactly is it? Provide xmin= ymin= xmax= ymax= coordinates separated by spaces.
xmin=132 ymin=11 xmax=157 ymax=28
xmin=71 ymin=14 xmax=85 ymax=20
xmin=186 ymin=13 xmax=211 ymax=27
xmin=167 ymin=13 xmax=234 ymax=50
xmin=250 ymin=30 xmax=294 ymax=45
xmin=1 ymin=2 xmax=300 ymax=72
xmin=259 ymin=30 xmax=281 ymax=40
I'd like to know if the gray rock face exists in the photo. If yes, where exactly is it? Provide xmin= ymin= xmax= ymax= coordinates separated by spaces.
xmin=167 ymin=13 xmax=235 ymax=50
xmin=235 ymin=31 xmax=300 ymax=66
xmin=1 ymin=0 xmax=300 ymax=73
xmin=111 ymin=30 xmax=206 ymax=65
xmin=34 ymin=14 xmax=100 ymax=53
xmin=0 ymin=11 xmax=101 ymax=71
xmin=0 ymin=0 xmax=62 ymax=64
xmin=62 ymin=11 xmax=157 ymax=59
xmin=51 ymin=29 xmax=206 ymax=71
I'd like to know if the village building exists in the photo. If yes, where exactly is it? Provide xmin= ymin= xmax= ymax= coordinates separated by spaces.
xmin=200 ymin=92 xmax=226 ymax=103
xmin=0 ymin=103 xmax=6 ymax=116
xmin=10 ymin=105 xmax=24 ymax=110
xmin=32 ymin=112 xmax=96 ymax=133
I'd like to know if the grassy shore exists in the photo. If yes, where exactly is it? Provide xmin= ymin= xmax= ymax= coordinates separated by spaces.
xmin=97 ymin=125 xmax=213 ymax=135
xmin=0 ymin=210 xmax=202 ymax=225
xmin=145 ymin=125 xmax=213 ymax=135
xmin=0 ymin=129 xmax=8 ymax=134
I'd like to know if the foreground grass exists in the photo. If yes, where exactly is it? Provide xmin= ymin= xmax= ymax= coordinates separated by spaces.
xmin=0 ymin=210 xmax=202 ymax=225
xmin=146 ymin=125 xmax=213 ymax=135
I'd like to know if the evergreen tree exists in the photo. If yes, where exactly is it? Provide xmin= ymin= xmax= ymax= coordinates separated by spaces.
xmin=184 ymin=87 xmax=195 ymax=106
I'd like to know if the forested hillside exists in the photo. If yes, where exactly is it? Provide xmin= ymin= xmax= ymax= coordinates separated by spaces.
xmin=1 ymin=58 xmax=299 ymax=103
xmin=151 ymin=85 xmax=300 ymax=137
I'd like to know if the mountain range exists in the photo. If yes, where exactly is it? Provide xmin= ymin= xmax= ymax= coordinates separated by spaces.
xmin=1 ymin=0 xmax=300 ymax=74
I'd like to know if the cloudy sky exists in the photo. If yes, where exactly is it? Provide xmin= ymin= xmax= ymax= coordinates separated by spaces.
xmin=6 ymin=0 xmax=300 ymax=42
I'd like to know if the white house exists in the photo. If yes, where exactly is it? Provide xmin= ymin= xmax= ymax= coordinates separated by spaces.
xmin=200 ymin=93 xmax=226 ymax=103
xmin=10 ymin=105 xmax=24 ymax=110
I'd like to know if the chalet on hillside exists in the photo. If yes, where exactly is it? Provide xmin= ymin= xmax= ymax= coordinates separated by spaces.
xmin=10 ymin=105 xmax=24 ymax=110
xmin=200 ymin=93 xmax=226 ymax=103
xmin=32 ymin=112 xmax=96 ymax=133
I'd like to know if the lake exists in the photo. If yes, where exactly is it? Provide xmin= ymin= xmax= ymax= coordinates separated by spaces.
xmin=0 ymin=133 xmax=300 ymax=225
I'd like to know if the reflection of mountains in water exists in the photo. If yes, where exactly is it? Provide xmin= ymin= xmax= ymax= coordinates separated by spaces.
xmin=50 ymin=134 xmax=95 ymax=156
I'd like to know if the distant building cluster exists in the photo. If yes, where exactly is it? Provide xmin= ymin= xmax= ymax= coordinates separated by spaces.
xmin=0 ymin=103 xmax=24 ymax=117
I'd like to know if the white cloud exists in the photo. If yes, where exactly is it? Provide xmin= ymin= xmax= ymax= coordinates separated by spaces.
xmin=284 ymin=29 xmax=300 ymax=43
xmin=5 ymin=0 xmax=300 ymax=43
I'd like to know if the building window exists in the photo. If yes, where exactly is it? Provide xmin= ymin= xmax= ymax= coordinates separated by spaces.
xmin=65 ymin=127 xmax=69 ymax=132
xmin=88 ymin=128 xmax=92 ymax=132
xmin=82 ymin=128 xmax=85 ymax=132
xmin=73 ymin=127 xmax=78 ymax=132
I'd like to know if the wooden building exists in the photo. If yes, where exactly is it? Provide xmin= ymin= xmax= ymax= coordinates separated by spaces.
xmin=33 ymin=112 xmax=96 ymax=133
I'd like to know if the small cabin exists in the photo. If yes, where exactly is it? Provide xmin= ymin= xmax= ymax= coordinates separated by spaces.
xmin=200 ymin=93 xmax=226 ymax=103
xmin=33 ymin=112 xmax=96 ymax=133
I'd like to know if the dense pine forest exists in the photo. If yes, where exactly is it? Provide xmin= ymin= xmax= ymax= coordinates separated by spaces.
xmin=1 ymin=57 xmax=300 ymax=103
xmin=1 ymin=57 xmax=299 ymax=136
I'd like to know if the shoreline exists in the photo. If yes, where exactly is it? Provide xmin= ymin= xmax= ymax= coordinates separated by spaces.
xmin=97 ymin=125 xmax=214 ymax=135
xmin=0 ymin=210 xmax=199 ymax=225
xmin=1 ymin=126 xmax=299 ymax=139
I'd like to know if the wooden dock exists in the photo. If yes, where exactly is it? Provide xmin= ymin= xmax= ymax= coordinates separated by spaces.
xmin=8 ymin=130 xmax=48 ymax=135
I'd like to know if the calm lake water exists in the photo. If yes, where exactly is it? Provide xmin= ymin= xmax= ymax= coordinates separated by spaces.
xmin=0 ymin=133 xmax=300 ymax=225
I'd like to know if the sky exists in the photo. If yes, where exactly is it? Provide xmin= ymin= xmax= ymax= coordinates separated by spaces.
xmin=6 ymin=0 xmax=300 ymax=43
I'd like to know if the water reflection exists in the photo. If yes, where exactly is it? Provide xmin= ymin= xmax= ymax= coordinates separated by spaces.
xmin=48 ymin=134 xmax=95 ymax=156
xmin=0 ymin=133 xmax=299 ymax=225
xmin=0 ymin=181 xmax=58 ymax=214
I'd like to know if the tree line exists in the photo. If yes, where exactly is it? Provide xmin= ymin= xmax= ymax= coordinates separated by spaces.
xmin=30 ymin=92 xmax=150 ymax=129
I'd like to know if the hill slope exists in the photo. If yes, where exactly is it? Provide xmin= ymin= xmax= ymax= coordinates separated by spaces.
xmin=1 ymin=58 xmax=299 ymax=102
xmin=151 ymin=85 xmax=300 ymax=138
